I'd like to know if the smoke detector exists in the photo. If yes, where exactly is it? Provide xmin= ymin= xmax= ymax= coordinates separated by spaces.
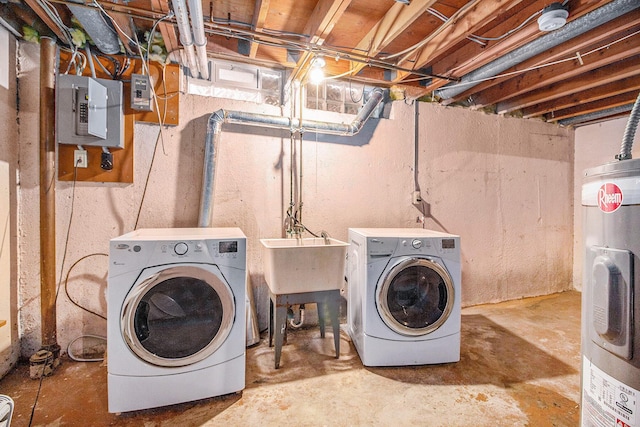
xmin=538 ymin=3 xmax=569 ymax=32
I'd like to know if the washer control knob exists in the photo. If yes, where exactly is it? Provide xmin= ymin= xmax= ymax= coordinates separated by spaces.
xmin=411 ymin=239 xmax=422 ymax=249
xmin=174 ymin=242 xmax=188 ymax=255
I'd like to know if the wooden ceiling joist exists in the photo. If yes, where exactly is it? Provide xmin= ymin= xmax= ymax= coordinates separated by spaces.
xmin=545 ymin=90 xmax=640 ymax=122
xmin=523 ymin=74 xmax=640 ymax=118
xmin=496 ymin=55 xmax=640 ymax=114
xmin=249 ymin=0 xmax=270 ymax=58
xmin=346 ymin=0 xmax=438 ymax=77
xmin=444 ymin=10 xmax=640 ymax=106
xmin=471 ymin=29 xmax=640 ymax=109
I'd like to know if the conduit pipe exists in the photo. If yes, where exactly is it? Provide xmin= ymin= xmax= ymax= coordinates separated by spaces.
xmin=434 ymin=0 xmax=640 ymax=101
xmin=39 ymin=37 xmax=59 ymax=354
xmin=186 ymin=0 xmax=210 ymax=80
xmin=616 ymin=91 xmax=640 ymax=161
xmin=171 ymin=0 xmax=199 ymax=78
xmin=197 ymin=87 xmax=385 ymax=227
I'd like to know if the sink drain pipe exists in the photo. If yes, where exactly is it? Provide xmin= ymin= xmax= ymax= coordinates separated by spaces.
xmin=197 ymin=87 xmax=385 ymax=227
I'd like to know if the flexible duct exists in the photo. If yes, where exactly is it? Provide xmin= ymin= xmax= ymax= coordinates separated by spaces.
xmin=435 ymin=0 xmax=640 ymax=101
xmin=558 ymin=104 xmax=634 ymax=128
xmin=616 ymin=92 xmax=640 ymax=161
xmin=187 ymin=0 xmax=210 ymax=80
xmin=67 ymin=4 xmax=120 ymax=55
xmin=171 ymin=0 xmax=199 ymax=78
xmin=197 ymin=87 xmax=385 ymax=227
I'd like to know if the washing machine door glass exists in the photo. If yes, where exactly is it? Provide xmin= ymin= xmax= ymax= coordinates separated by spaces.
xmin=377 ymin=258 xmax=454 ymax=336
xmin=121 ymin=265 xmax=235 ymax=367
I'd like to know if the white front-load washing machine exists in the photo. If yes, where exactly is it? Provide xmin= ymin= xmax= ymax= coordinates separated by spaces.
xmin=107 ymin=228 xmax=246 ymax=413
xmin=347 ymin=228 xmax=461 ymax=366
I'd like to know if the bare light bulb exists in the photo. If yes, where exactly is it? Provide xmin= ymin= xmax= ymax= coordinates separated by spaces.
xmin=309 ymin=67 xmax=325 ymax=84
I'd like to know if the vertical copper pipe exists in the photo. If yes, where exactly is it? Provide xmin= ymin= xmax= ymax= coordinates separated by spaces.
xmin=39 ymin=37 xmax=58 ymax=349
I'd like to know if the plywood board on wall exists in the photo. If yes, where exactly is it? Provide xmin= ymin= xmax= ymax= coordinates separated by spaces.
xmin=57 ymin=53 xmax=179 ymax=183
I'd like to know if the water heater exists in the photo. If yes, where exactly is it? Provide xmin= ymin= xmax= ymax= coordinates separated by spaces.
xmin=581 ymin=157 xmax=639 ymax=426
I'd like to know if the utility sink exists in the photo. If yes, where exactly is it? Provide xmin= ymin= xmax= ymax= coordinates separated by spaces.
xmin=260 ymin=237 xmax=349 ymax=294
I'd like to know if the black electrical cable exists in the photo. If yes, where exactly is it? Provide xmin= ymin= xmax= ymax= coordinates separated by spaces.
xmin=134 ymin=126 xmax=164 ymax=230
xmin=27 ymin=351 xmax=52 ymax=427
xmin=63 ymin=253 xmax=108 ymax=320
xmin=54 ymin=159 xmax=80 ymax=303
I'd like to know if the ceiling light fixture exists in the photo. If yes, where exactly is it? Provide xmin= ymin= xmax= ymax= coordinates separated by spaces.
xmin=537 ymin=3 xmax=569 ymax=32
xmin=308 ymin=56 xmax=326 ymax=84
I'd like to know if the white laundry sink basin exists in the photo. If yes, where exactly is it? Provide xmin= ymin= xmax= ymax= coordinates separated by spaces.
xmin=260 ymin=237 xmax=349 ymax=294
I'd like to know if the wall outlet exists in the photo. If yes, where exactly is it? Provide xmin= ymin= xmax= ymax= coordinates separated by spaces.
xmin=74 ymin=149 xmax=88 ymax=168
xmin=412 ymin=190 xmax=422 ymax=204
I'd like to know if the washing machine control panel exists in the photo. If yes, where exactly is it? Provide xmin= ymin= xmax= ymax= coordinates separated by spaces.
xmin=399 ymin=238 xmax=458 ymax=255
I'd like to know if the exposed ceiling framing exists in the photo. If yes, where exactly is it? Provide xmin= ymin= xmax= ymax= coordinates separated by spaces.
xmin=1 ymin=0 xmax=639 ymax=127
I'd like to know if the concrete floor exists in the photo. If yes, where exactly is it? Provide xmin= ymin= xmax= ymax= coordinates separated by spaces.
xmin=0 ymin=291 xmax=581 ymax=426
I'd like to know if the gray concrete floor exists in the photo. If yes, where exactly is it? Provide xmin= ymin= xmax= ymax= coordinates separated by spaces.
xmin=0 ymin=291 xmax=581 ymax=426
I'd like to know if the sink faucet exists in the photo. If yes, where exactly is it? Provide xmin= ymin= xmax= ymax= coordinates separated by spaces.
xmin=321 ymin=230 xmax=330 ymax=244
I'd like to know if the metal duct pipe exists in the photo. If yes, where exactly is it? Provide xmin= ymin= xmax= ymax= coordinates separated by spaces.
xmin=435 ymin=0 xmax=640 ymax=101
xmin=197 ymin=87 xmax=385 ymax=227
xmin=39 ymin=38 xmax=59 ymax=353
xmin=558 ymin=104 xmax=634 ymax=128
xmin=67 ymin=4 xmax=120 ymax=55
xmin=616 ymin=91 xmax=640 ymax=161
xmin=187 ymin=0 xmax=209 ymax=80
xmin=171 ymin=0 xmax=199 ymax=77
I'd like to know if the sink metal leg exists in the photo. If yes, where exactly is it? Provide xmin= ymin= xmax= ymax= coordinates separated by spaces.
xmin=268 ymin=289 xmax=341 ymax=368
xmin=268 ymin=298 xmax=274 ymax=347
xmin=274 ymin=304 xmax=287 ymax=369
xmin=327 ymin=299 xmax=340 ymax=359
xmin=317 ymin=302 xmax=326 ymax=338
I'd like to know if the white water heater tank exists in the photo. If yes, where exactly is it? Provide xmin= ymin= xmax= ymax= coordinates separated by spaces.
xmin=581 ymin=158 xmax=640 ymax=426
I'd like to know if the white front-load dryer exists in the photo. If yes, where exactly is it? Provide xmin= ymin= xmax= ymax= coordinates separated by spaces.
xmin=347 ymin=228 xmax=461 ymax=366
xmin=107 ymin=228 xmax=246 ymax=413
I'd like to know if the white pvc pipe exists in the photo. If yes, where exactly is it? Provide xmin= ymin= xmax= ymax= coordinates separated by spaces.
xmin=171 ymin=0 xmax=199 ymax=77
xmin=187 ymin=0 xmax=210 ymax=80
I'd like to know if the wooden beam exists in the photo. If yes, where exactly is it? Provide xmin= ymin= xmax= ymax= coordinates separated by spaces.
xmin=444 ymin=10 xmax=640 ymax=106
xmin=522 ymin=74 xmax=640 ymax=118
xmin=150 ymin=0 xmax=179 ymax=58
xmin=471 ymin=29 xmax=640 ymax=108
xmin=347 ymin=0 xmax=438 ymax=77
xmin=249 ymin=0 xmax=270 ymax=58
xmin=289 ymin=0 xmax=352 ymax=83
xmin=409 ymin=0 xmax=617 ymax=96
xmin=544 ymin=90 xmax=640 ymax=122
xmin=24 ymin=0 xmax=67 ymax=41
xmin=495 ymin=56 xmax=640 ymax=114
xmin=432 ymin=0 xmax=614 ymax=79
xmin=393 ymin=0 xmax=522 ymax=82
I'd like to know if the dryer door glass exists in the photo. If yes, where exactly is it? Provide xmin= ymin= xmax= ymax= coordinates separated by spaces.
xmin=122 ymin=266 xmax=235 ymax=367
xmin=377 ymin=258 xmax=455 ymax=336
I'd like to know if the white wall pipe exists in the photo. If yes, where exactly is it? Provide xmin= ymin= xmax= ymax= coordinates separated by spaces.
xmin=171 ymin=0 xmax=199 ymax=78
xmin=187 ymin=0 xmax=210 ymax=80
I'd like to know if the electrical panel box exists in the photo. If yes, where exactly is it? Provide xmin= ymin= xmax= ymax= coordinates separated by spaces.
xmin=130 ymin=73 xmax=153 ymax=111
xmin=56 ymin=74 xmax=124 ymax=149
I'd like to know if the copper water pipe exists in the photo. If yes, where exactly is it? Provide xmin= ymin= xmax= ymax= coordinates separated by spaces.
xmin=39 ymin=37 xmax=58 ymax=350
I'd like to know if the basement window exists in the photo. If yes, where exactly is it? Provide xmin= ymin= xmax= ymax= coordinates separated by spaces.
xmin=305 ymin=81 xmax=368 ymax=115
xmin=186 ymin=59 xmax=283 ymax=106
